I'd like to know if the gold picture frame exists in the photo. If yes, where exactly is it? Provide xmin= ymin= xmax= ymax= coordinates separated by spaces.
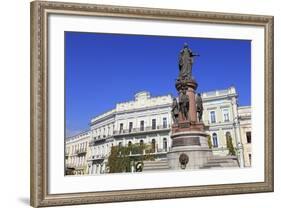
xmin=30 ymin=1 xmax=274 ymax=207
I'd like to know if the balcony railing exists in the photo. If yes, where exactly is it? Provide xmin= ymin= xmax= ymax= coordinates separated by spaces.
xmin=113 ymin=125 xmax=170 ymax=136
xmin=66 ymin=164 xmax=86 ymax=170
xmin=76 ymin=148 xmax=87 ymax=155
xmin=90 ymin=154 xmax=106 ymax=160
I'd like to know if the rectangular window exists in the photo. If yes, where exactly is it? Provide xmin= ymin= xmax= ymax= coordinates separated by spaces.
xmin=222 ymin=109 xmax=230 ymax=122
xmin=210 ymin=111 xmax=216 ymax=123
xmin=246 ymin=131 xmax=251 ymax=143
xmin=163 ymin=138 xmax=167 ymax=151
xmin=129 ymin=122 xmax=133 ymax=133
xmin=119 ymin=123 xmax=123 ymax=133
xmin=152 ymin=119 xmax=156 ymax=130
xmin=140 ymin=120 xmax=144 ymax=131
xmin=163 ymin=117 xmax=167 ymax=128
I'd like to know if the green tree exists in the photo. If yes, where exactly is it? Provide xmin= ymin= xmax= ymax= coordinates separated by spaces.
xmin=107 ymin=143 xmax=154 ymax=173
xmin=226 ymin=133 xmax=236 ymax=156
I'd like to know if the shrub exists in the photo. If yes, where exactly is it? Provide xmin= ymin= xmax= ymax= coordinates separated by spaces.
xmin=226 ymin=134 xmax=236 ymax=156
xmin=207 ymin=135 xmax=212 ymax=149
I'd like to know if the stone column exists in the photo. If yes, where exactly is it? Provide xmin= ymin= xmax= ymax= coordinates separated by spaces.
xmin=88 ymin=164 xmax=92 ymax=175
xmin=186 ymin=80 xmax=198 ymax=123
xmin=231 ymin=97 xmax=245 ymax=168
xmin=93 ymin=164 xmax=96 ymax=174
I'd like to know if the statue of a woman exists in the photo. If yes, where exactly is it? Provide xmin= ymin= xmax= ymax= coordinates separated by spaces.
xmin=178 ymin=43 xmax=199 ymax=80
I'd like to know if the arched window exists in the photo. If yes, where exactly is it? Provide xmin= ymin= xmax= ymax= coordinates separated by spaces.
xmin=118 ymin=142 xmax=122 ymax=148
xmin=212 ymin=133 xmax=218 ymax=148
xmin=225 ymin=132 xmax=231 ymax=144
xmin=163 ymin=138 xmax=167 ymax=151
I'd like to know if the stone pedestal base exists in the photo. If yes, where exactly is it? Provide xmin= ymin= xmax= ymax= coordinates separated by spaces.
xmin=172 ymin=121 xmax=205 ymax=133
xmin=167 ymin=131 xmax=212 ymax=170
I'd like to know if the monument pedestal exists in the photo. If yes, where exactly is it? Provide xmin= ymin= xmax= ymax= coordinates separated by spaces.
xmin=168 ymin=78 xmax=213 ymax=170
xmin=167 ymin=43 xmax=239 ymax=170
xmin=167 ymin=131 xmax=212 ymax=170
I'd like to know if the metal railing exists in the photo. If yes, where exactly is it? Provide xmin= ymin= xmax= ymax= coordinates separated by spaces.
xmin=91 ymin=154 xmax=106 ymax=160
xmin=76 ymin=148 xmax=87 ymax=155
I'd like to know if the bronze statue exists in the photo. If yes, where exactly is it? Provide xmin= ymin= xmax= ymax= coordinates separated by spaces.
xmin=171 ymin=98 xmax=179 ymax=124
xmin=179 ymin=90 xmax=189 ymax=121
xmin=178 ymin=43 xmax=199 ymax=80
xmin=196 ymin=93 xmax=203 ymax=122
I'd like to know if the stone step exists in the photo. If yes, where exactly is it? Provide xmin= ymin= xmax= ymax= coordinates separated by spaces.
xmin=143 ymin=161 xmax=168 ymax=165
xmin=143 ymin=164 xmax=169 ymax=168
xmin=200 ymin=164 xmax=221 ymax=168
xmin=142 ymin=160 xmax=170 ymax=171
xmin=207 ymin=156 xmax=237 ymax=162
xmin=143 ymin=166 xmax=170 ymax=170
xmin=208 ymin=155 xmax=237 ymax=160
xmin=200 ymin=155 xmax=239 ymax=169
xmin=207 ymin=160 xmax=236 ymax=164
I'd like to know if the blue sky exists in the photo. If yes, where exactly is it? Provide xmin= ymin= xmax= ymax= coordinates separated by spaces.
xmin=65 ymin=32 xmax=251 ymax=137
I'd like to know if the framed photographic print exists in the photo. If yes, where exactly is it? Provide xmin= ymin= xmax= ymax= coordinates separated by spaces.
xmin=30 ymin=1 xmax=274 ymax=207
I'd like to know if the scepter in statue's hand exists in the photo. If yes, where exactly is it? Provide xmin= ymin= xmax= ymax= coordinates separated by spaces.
xmin=191 ymin=52 xmax=200 ymax=57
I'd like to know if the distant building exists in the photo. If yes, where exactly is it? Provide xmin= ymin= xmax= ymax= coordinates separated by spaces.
xmin=65 ymin=130 xmax=91 ymax=175
xmin=238 ymin=106 xmax=252 ymax=167
xmin=201 ymin=87 xmax=245 ymax=167
xmin=65 ymin=87 xmax=252 ymax=175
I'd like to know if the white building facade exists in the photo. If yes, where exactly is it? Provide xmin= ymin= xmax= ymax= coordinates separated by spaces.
xmin=238 ymin=106 xmax=252 ymax=167
xmin=87 ymin=91 xmax=173 ymax=174
xmin=65 ymin=130 xmax=91 ymax=175
xmin=201 ymin=87 xmax=245 ymax=167
xmin=65 ymin=87 xmax=252 ymax=175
